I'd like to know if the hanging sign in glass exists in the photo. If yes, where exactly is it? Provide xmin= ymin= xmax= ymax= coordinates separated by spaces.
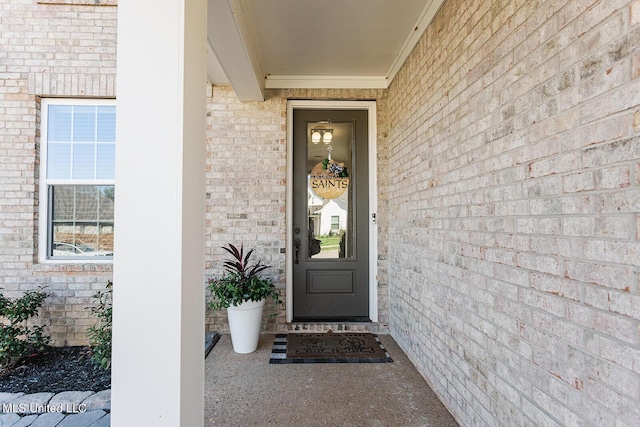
xmin=310 ymin=146 xmax=349 ymax=199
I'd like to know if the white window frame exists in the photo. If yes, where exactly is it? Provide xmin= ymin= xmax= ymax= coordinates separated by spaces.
xmin=38 ymin=98 xmax=116 ymax=263
xmin=330 ymin=215 xmax=340 ymax=232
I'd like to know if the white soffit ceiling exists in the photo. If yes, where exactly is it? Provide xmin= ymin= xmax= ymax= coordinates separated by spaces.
xmin=207 ymin=0 xmax=445 ymax=101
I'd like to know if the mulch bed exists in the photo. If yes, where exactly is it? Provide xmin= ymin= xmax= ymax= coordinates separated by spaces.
xmin=0 ymin=346 xmax=111 ymax=394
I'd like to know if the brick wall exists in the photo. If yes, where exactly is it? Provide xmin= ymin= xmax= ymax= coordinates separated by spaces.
xmin=0 ymin=0 xmax=392 ymax=344
xmin=204 ymin=87 xmax=390 ymax=333
xmin=0 ymin=0 xmax=116 ymax=345
xmin=386 ymin=0 xmax=640 ymax=425
xmin=4 ymin=1 xmax=636 ymax=423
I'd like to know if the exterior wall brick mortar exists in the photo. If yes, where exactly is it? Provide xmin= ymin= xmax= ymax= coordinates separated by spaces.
xmin=387 ymin=0 xmax=640 ymax=425
xmin=2 ymin=1 xmax=638 ymax=425
xmin=204 ymin=87 xmax=391 ymax=334
xmin=0 ymin=0 xmax=116 ymax=345
xmin=1 ymin=0 xmax=391 ymax=344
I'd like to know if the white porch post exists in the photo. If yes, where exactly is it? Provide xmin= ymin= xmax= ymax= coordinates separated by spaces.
xmin=112 ymin=1 xmax=207 ymax=426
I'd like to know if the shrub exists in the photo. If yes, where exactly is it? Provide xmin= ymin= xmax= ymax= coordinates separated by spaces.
xmin=87 ymin=281 xmax=112 ymax=370
xmin=0 ymin=287 xmax=50 ymax=370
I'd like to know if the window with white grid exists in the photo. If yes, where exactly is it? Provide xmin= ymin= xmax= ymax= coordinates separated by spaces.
xmin=40 ymin=99 xmax=115 ymax=261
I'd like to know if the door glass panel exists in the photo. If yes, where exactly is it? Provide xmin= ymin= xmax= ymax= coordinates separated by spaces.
xmin=307 ymin=122 xmax=353 ymax=259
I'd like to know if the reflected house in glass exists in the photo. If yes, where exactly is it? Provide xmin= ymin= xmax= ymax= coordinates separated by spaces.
xmin=314 ymin=198 xmax=347 ymax=236
xmin=51 ymin=186 xmax=115 ymax=257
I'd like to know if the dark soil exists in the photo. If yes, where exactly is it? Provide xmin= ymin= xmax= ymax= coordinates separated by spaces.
xmin=0 ymin=346 xmax=111 ymax=394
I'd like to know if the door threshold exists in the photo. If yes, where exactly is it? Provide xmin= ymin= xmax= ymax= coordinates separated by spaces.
xmin=287 ymin=321 xmax=384 ymax=333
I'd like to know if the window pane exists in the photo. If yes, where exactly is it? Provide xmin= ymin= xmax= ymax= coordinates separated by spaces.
xmin=52 ymin=186 xmax=74 ymax=221
xmin=331 ymin=215 xmax=340 ymax=232
xmin=96 ymin=144 xmax=115 ymax=179
xmin=44 ymin=101 xmax=116 ymax=261
xmin=52 ymin=225 xmax=113 ymax=258
xmin=46 ymin=103 xmax=116 ymax=181
xmin=72 ymin=144 xmax=95 ymax=179
xmin=97 ymin=106 xmax=116 ymax=142
xmin=49 ymin=185 xmax=114 ymax=258
xmin=99 ymin=224 xmax=115 ymax=252
xmin=98 ymin=186 xmax=115 ymax=220
xmin=75 ymin=186 xmax=98 ymax=221
xmin=73 ymin=106 xmax=96 ymax=142
xmin=307 ymin=122 xmax=353 ymax=259
xmin=48 ymin=105 xmax=72 ymax=142
xmin=47 ymin=143 xmax=71 ymax=179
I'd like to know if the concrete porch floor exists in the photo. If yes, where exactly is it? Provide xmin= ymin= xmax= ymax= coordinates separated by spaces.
xmin=205 ymin=333 xmax=459 ymax=426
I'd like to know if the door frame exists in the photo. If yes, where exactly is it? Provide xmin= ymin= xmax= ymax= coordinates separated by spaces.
xmin=286 ymin=100 xmax=378 ymax=323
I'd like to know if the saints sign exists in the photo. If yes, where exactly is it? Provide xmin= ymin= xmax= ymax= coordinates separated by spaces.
xmin=310 ymin=158 xmax=349 ymax=199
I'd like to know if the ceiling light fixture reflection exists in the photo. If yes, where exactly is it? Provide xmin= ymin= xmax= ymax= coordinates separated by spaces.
xmin=310 ymin=128 xmax=333 ymax=144
xmin=322 ymin=130 xmax=332 ymax=143
xmin=311 ymin=130 xmax=322 ymax=144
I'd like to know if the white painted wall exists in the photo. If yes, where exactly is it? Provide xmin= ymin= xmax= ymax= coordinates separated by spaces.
xmin=317 ymin=200 xmax=347 ymax=236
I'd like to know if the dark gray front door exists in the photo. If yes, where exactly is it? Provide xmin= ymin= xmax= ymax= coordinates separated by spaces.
xmin=292 ymin=109 xmax=369 ymax=321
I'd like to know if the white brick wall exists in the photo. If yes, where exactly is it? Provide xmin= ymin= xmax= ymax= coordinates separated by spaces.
xmin=0 ymin=0 xmax=392 ymax=343
xmin=387 ymin=0 xmax=640 ymax=425
xmin=2 ymin=1 xmax=638 ymax=424
xmin=0 ymin=0 xmax=116 ymax=345
xmin=203 ymin=87 xmax=390 ymax=333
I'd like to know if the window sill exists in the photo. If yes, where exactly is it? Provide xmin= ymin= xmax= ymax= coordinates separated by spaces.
xmin=36 ymin=0 xmax=117 ymax=5
xmin=36 ymin=258 xmax=113 ymax=266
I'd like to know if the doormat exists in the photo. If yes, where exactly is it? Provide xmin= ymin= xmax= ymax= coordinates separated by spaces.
xmin=269 ymin=332 xmax=393 ymax=364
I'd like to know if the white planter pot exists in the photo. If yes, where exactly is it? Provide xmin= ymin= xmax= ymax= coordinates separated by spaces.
xmin=227 ymin=298 xmax=265 ymax=353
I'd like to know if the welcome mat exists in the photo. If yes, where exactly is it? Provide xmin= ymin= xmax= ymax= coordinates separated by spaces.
xmin=269 ymin=332 xmax=393 ymax=364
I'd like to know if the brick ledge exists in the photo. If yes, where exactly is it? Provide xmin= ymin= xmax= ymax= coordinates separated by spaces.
xmin=36 ymin=0 xmax=116 ymax=6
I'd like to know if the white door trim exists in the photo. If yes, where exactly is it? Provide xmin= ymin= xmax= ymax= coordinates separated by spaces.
xmin=286 ymin=100 xmax=378 ymax=322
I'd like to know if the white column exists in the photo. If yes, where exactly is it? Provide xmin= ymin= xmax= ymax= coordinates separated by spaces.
xmin=112 ymin=1 xmax=207 ymax=426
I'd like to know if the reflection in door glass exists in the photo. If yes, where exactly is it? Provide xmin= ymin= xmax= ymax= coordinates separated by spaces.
xmin=307 ymin=122 xmax=354 ymax=259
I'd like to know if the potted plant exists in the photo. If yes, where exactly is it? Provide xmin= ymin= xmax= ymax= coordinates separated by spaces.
xmin=207 ymin=243 xmax=280 ymax=353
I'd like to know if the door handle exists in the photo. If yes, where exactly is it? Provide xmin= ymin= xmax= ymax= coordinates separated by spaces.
xmin=293 ymin=238 xmax=301 ymax=264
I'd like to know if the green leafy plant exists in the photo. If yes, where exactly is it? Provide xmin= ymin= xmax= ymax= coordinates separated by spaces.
xmin=207 ymin=244 xmax=281 ymax=311
xmin=87 ymin=281 xmax=112 ymax=370
xmin=321 ymin=158 xmax=349 ymax=177
xmin=0 ymin=287 xmax=50 ymax=370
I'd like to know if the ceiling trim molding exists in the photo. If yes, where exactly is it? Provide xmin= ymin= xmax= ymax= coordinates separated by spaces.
xmin=265 ymin=75 xmax=389 ymax=90
xmin=385 ymin=0 xmax=444 ymax=83
xmin=207 ymin=0 xmax=264 ymax=101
